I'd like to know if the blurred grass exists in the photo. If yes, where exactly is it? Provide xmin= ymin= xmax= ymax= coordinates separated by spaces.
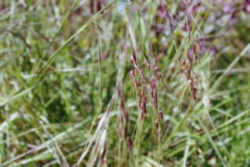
xmin=0 ymin=0 xmax=250 ymax=166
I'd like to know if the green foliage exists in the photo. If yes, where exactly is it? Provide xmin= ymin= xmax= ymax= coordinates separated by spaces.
xmin=0 ymin=0 xmax=249 ymax=166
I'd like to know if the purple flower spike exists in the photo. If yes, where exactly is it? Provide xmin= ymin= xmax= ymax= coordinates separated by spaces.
xmin=157 ymin=3 xmax=167 ymax=18
xmin=101 ymin=52 xmax=108 ymax=60
xmin=190 ymin=2 xmax=201 ymax=15
xmin=243 ymin=0 xmax=250 ymax=14
xmin=223 ymin=4 xmax=232 ymax=13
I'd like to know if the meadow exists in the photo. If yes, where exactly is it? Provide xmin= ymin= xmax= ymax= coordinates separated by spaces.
xmin=0 ymin=0 xmax=250 ymax=166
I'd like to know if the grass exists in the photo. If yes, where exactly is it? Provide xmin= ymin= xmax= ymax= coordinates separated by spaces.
xmin=0 ymin=0 xmax=250 ymax=166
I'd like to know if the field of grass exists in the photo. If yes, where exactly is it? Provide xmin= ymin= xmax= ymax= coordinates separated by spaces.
xmin=0 ymin=0 xmax=250 ymax=166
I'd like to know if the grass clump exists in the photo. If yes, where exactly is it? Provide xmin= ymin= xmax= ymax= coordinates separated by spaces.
xmin=0 ymin=0 xmax=249 ymax=166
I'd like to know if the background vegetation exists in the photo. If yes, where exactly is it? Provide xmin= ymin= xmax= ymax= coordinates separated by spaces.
xmin=0 ymin=0 xmax=249 ymax=166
